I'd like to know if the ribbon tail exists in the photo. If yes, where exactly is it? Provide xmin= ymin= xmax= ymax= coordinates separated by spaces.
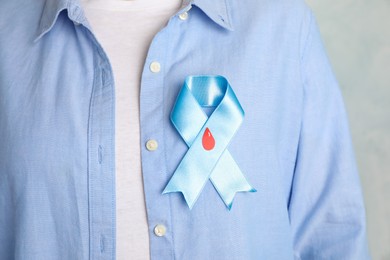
xmin=162 ymin=183 xmax=198 ymax=210
xmin=210 ymin=151 xmax=256 ymax=210
xmin=163 ymin=163 xmax=211 ymax=209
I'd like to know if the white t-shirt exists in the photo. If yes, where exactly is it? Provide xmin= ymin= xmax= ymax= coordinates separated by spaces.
xmin=81 ymin=0 xmax=182 ymax=259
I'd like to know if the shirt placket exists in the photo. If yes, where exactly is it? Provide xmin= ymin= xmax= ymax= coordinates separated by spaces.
xmin=87 ymin=35 xmax=116 ymax=260
xmin=139 ymin=25 xmax=176 ymax=259
xmin=66 ymin=4 xmax=117 ymax=257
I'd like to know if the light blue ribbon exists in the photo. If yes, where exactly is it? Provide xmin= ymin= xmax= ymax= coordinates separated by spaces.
xmin=163 ymin=75 xmax=256 ymax=210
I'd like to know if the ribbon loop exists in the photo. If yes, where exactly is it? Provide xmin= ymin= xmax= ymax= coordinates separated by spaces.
xmin=163 ymin=75 xmax=256 ymax=210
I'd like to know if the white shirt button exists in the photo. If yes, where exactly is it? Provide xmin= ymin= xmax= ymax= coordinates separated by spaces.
xmin=145 ymin=139 xmax=158 ymax=151
xmin=154 ymin=224 xmax=167 ymax=237
xmin=150 ymin=61 xmax=161 ymax=73
xmin=179 ymin=12 xmax=189 ymax=21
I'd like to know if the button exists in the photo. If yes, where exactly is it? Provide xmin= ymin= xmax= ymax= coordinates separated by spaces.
xmin=150 ymin=61 xmax=161 ymax=73
xmin=146 ymin=139 xmax=158 ymax=151
xmin=154 ymin=224 xmax=167 ymax=237
xmin=179 ymin=12 xmax=189 ymax=20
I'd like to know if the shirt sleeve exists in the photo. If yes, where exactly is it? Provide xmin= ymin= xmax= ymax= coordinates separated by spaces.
xmin=288 ymin=8 xmax=371 ymax=260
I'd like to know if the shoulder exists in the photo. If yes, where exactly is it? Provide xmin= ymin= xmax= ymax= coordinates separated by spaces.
xmin=229 ymin=0 xmax=314 ymax=56
xmin=229 ymin=0 xmax=312 ymax=29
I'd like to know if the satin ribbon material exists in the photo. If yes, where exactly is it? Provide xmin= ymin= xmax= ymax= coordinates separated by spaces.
xmin=163 ymin=75 xmax=256 ymax=210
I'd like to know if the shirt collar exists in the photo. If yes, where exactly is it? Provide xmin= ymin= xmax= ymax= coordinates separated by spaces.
xmin=190 ymin=0 xmax=234 ymax=31
xmin=35 ymin=0 xmax=233 ymax=42
xmin=35 ymin=0 xmax=87 ymax=42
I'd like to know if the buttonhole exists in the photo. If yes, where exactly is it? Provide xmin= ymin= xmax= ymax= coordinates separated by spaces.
xmin=98 ymin=145 xmax=103 ymax=164
xmin=100 ymin=235 xmax=105 ymax=253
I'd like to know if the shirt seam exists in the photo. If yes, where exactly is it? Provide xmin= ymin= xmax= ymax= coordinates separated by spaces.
xmin=87 ymin=37 xmax=98 ymax=260
xmin=223 ymin=0 xmax=232 ymax=28
xmin=163 ymin=21 xmax=177 ymax=260
xmin=300 ymin=9 xmax=314 ymax=64
xmin=83 ymin=22 xmax=117 ymax=259
xmin=293 ymin=7 xmax=314 ymax=259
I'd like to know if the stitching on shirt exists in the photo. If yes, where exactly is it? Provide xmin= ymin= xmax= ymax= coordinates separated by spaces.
xmin=82 ymin=22 xmax=117 ymax=259
xmin=85 ymin=25 xmax=99 ymax=260
xmin=92 ymin=31 xmax=117 ymax=260
xmin=163 ymin=23 xmax=176 ymax=260
xmin=223 ymin=0 xmax=232 ymax=27
xmin=300 ymin=8 xmax=314 ymax=63
xmin=108 ymin=49 xmax=116 ymax=260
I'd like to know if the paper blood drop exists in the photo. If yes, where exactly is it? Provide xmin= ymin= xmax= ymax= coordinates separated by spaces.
xmin=202 ymin=128 xmax=215 ymax=151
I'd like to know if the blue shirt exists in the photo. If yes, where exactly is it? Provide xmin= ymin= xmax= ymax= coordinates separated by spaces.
xmin=0 ymin=0 xmax=370 ymax=259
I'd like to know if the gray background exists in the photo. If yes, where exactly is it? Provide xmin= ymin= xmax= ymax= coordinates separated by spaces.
xmin=306 ymin=0 xmax=390 ymax=259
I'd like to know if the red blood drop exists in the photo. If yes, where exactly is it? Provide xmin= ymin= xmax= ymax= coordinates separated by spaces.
xmin=202 ymin=128 xmax=215 ymax=151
